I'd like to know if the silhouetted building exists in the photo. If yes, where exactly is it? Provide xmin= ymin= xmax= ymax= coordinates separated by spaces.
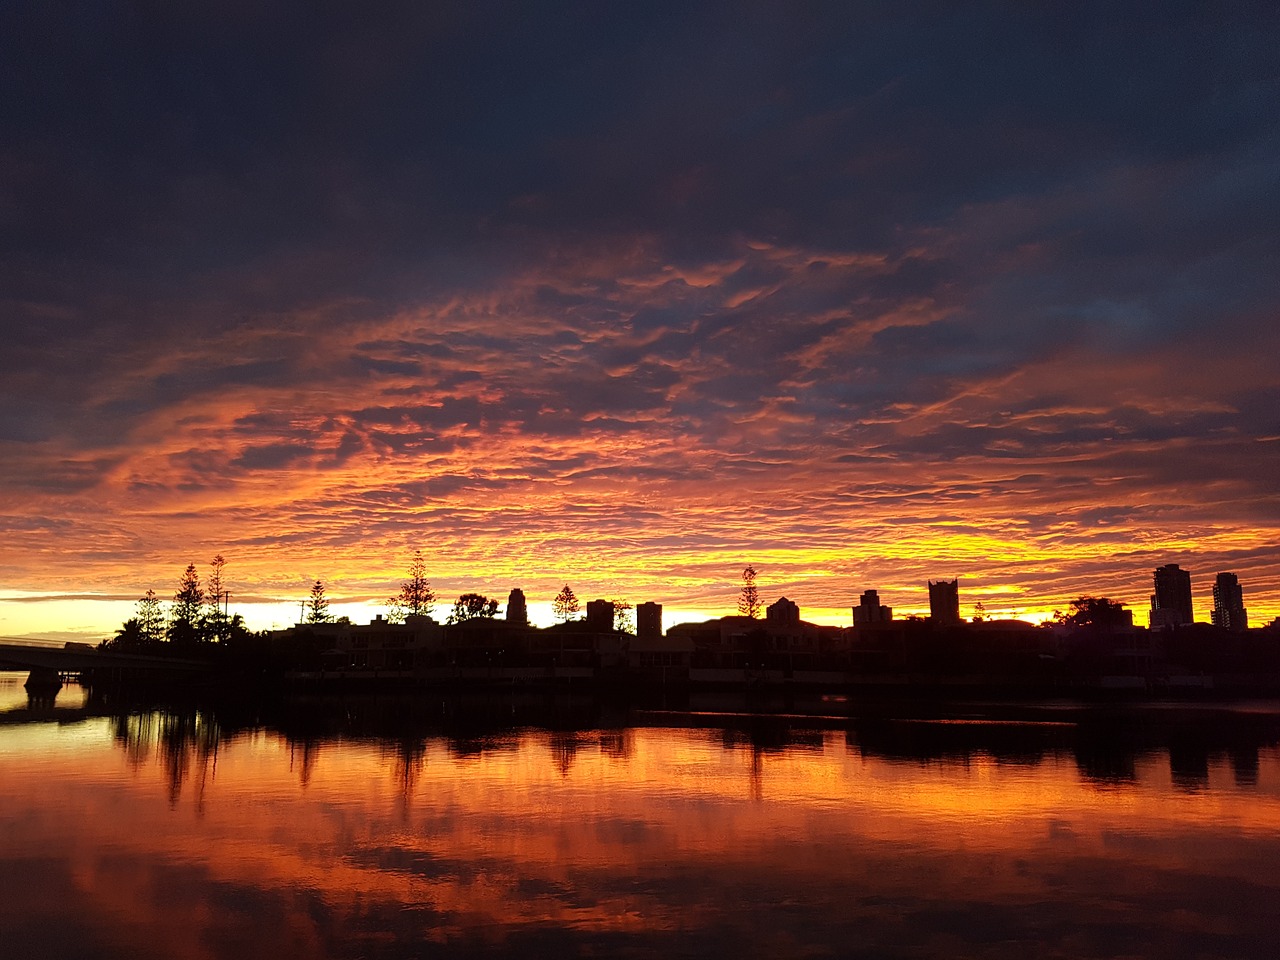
xmin=766 ymin=596 xmax=800 ymax=626
xmin=585 ymin=598 xmax=615 ymax=633
xmin=628 ymin=604 xmax=688 ymax=678
xmin=276 ymin=613 xmax=444 ymax=672
xmin=666 ymin=609 xmax=844 ymax=672
xmin=506 ymin=588 xmax=528 ymax=625
xmin=636 ymin=601 xmax=662 ymax=641
xmin=1150 ymin=564 xmax=1193 ymax=627
xmin=853 ymin=589 xmax=892 ymax=625
xmin=928 ymin=579 xmax=960 ymax=624
xmin=627 ymin=628 xmax=692 ymax=678
xmin=1211 ymin=572 xmax=1248 ymax=632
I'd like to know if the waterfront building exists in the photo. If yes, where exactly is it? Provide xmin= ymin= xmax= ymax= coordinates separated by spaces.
xmin=585 ymin=598 xmax=615 ymax=633
xmin=635 ymin=601 xmax=663 ymax=641
xmin=627 ymin=604 xmax=691 ymax=680
xmin=853 ymin=589 xmax=893 ymax=626
xmin=665 ymin=608 xmax=845 ymax=673
xmin=280 ymin=613 xmax=445 ymax=671
xmin=766 ymin=596 xmax=800 ymax=626
xmin=1211 ymin=573 xmax=1248 ymax=632
xmin=928 ymin=579 xmax=960 ymax=625
xmin=506 ymin=588 xmax=528 ymax=625
xmin=1150 ymin=564 xmax=1193 ymax=627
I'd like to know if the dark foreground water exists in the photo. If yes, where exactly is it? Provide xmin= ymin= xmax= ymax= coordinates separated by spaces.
xmin=2 ymin=677 xmax=1279 ymax=959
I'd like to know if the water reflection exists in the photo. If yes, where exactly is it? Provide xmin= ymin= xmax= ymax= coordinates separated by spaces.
xmin=2 ymin=681 xmax=1280 ymax=959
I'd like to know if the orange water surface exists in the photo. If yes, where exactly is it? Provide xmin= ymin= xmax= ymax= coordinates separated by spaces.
xmin=2 ymin=679 xmax=1278 ymax=959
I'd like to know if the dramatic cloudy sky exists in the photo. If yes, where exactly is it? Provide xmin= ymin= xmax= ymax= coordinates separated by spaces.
xmin=3 ymin=1 xmax=1278 ymax=637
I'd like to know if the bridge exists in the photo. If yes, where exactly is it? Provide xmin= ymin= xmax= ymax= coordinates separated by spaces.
xmin=0 ymin=639 xmax=211 ymax=690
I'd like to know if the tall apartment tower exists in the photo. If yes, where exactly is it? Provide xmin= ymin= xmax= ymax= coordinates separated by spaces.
xmin=928 ymin=579 xmax=960 ymax=625
xmin=635 ymin=601 xmax=663 ymax=641
xmin=585 ymin=599 xmax=615 ymax=632
xmin=853 ymin=589 xmax=893 ymax=625
xmin=1150 ymin=564 xmax=1194 ymax=627
xmin=1211 ymin=573 xmax=1248 ymax=633
xmin=505 ymin=588 xmax=528 ymax=625
xmin=766 ymin=596 xmax=801 ymax=625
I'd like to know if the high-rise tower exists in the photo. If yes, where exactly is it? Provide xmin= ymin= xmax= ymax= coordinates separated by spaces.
xmin=1150 ymin=564 xmax=1193 ymax=627
xmin=636 ymin=601 xmax=663 ymax=641
xmin=1211 ymin=573 xmax=1248 ymax=633
xmin=853 ymin=589 xmax=893 ymax=625
xmin=505 ymin=588 xmax=528 ymax=625
xmin=928 ymin=579 xmax=960 ymax=625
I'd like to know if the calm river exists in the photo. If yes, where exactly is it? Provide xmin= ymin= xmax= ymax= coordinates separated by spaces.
xmin=2 ymin=676 xmax=1279 ymax=959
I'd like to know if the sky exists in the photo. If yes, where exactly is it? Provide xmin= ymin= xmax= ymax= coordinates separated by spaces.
xmin=2 ymin=1 xmax=1279 ymax=640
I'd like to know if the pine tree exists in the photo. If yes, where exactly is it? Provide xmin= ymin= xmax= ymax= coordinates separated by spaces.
xmin=553 ymin=584 xmax=580 ymax=622
xmin=205 ymin=554 xmax=229 ymax=641
xmin=169 ymin=563 xmax=204 ymax=645
xmin=737 ymin=565 xmax=761 ymax=619
xmin=306 ymin=580 xmax=331 ymax=623
xmin=387 ymin=550 xmax=435 ymax=621
xmin=137 ymin=589 xmax=165 ymax=646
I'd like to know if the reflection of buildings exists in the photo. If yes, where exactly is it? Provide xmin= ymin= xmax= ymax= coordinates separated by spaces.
xmin=1211 ymin=572 xmax=1248 ymax=633
xmin=385 ymin=738 xmax=428 ymax=804
xmin=1150 ymin=564 xmax=1194 ymax=628
xmin=549 ymin=732 xmax=580 ymax=777
xmin=289 ymin=738 xmax=322 ymax=788
xmin=928 ymin=579 xmax=960 ymax=625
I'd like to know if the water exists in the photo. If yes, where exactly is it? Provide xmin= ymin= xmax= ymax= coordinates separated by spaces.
xmin=2 ymin=677 xmax=1279 ymax=959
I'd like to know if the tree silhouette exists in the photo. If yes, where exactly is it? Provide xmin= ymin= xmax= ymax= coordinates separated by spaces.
xmin=138 ymin=589 xmax=165 ymax=646
xmin=1054 ymin=596 xmax=1130 ymax=629
xmin=169 ymin=563 xmax=204 ymax=644
xmin=103 ymin=617 xmax=145 ymax=651
xmin=306 ymin=580 xmax=331 ymax=623
xmin=388 ymin=550 xmax=435 ymax=621
xmin=205 ymin=554 xmax=229 ymax=642
xmin=553 ymin=584 xmax=579 ymax=622
xmin=738 ymin=566 xmax=761 ymax=619
xmin=447 ymin=593 xmax=499 ymax=624
xmin=612 ymin=598 xmax=633 ymax=634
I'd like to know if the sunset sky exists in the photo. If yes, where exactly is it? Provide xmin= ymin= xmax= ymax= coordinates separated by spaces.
xmin=3 ymin=2 xmax=1278 ymax=640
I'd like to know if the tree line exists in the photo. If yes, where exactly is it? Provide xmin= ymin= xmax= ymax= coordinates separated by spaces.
xmin=102 ymin=554 xmax=253 ymax=651
xmin=102 ymin=550 xmax=645 ymax=653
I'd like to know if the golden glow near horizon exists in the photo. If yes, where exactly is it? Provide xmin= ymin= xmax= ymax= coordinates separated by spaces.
xmin=5 ymin=337 xmax=1280 ymax=640
xmin=2 ymin=453 xmax=1276 ymax=642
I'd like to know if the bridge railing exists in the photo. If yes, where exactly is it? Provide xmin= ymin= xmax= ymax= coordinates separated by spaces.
xmin=0 ymin=641 xmax=210 ymax=674
xmin=0 ymin=636 xmax=68 ymax=648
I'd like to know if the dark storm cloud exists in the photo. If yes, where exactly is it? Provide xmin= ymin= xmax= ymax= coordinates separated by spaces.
xmin=4 ymin=2 xmax=1270 ymax=287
